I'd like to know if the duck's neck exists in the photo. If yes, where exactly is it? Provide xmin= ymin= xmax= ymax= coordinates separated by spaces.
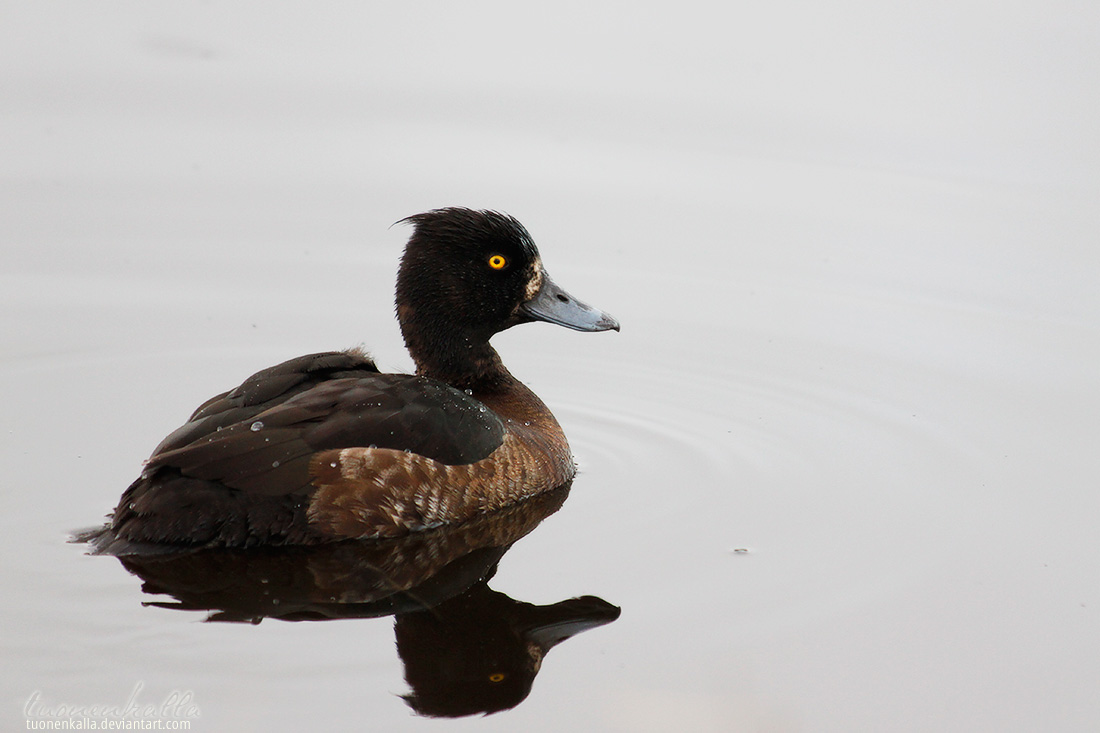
xmin=398 ymin=311 xmax=563 ymax=434
xmin=400 ymin=314 xmax=570 ymax=474
xmin=401 ymin=319 xmax=510 ymax=392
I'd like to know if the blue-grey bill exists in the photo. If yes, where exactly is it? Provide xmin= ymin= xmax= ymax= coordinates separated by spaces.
xmin=520 ymin=272 xmax=620 ymax=332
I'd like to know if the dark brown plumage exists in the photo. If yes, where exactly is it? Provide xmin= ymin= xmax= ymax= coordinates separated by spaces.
xmin=88 ymin=208 xmax=618 ymax=552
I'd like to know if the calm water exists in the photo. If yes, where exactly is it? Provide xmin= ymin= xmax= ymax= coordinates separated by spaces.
xmin=4 ymin=4 xmax=1099 ymax=732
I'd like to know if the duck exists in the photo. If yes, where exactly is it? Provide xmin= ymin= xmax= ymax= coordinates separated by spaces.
xmin=93 ymin=208 xmax=618 ymax=551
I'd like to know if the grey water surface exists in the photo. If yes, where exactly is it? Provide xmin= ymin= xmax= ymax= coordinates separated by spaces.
xmin=3 ymin=3 xmax=1099 ymax=732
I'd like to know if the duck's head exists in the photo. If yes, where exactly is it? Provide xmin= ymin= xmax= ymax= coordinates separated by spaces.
xmin=396 ymin=208 xmax=618 ymax=382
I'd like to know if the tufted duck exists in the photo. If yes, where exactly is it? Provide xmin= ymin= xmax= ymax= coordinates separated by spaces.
xmin=89 ymin=208 xmax=618 ymax=551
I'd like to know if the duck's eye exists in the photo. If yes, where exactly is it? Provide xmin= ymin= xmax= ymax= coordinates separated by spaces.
xmin=488 ymin=254 xmax=507 ymax=270
xmin=488 ymin=673 xmax=506 ymax=683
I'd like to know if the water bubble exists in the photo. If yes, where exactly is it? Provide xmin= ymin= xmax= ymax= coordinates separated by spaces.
xmin=250 ymin=421 xmax=264 ymax=432
xmin=271 ymin=460 xmax=280 ymax=468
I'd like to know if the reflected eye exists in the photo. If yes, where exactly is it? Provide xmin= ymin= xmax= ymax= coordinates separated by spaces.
xmin=488 ymin=673 xmax=506 ymax=683
xmin=488 ymin=254 xmax=507 ymax=270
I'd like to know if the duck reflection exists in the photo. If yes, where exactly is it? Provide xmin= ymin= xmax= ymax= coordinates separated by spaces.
xmin=98 ymin=485 xmax=620 ymax=717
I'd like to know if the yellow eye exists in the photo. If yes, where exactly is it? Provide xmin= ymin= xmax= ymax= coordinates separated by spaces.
xmin=488 ymin=673 xmax=506 ymax=683
xmin=488 ymin=254 xmax=507 ymax=270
